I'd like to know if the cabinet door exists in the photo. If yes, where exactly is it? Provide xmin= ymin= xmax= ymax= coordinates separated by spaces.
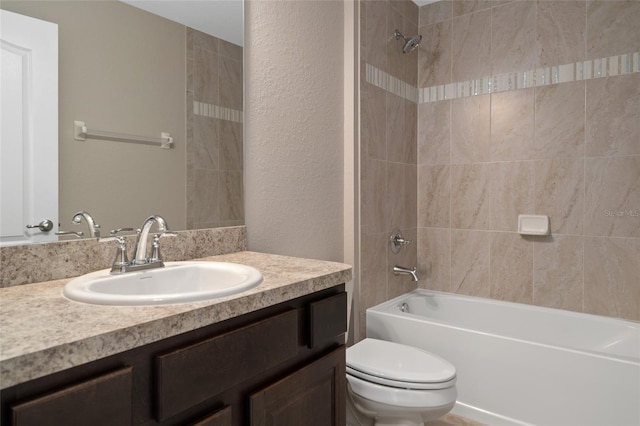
xmin=11 ymin=366 xmax=132 ymax=426
xmin=249 ymin=346 xmax=346 ymax=426
xmin=190 ymin=405 xmax=232 ymax=426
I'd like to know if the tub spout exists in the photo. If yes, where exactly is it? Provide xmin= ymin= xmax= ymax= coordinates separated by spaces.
xmin=393 ymin=265 xmax=420 ymax=282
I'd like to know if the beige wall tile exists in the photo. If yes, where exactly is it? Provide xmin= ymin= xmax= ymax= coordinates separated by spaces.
xmin=363 ymin=0 xmax=390 ymax=71
xmin=534 ymin=81 xmax=585 ymax=160
xmin=220 ymin=171 xmax=243 ymax=221
xmin=418 ymin=227 xmax=451 ymax=292
xmin=361 ymin=159 xmax=389 ymax=236
xmin=491 ymin=0 xmax=536 ymax=74
xmin=451 ymin=230 xmax=491 ymax=297
xmin=418 ymin=20 xmax=452 ymax=87
xmin=194 ymin=46 xmax=219 ymax=104
xmin=418 ymin=165 xmax=451 ymax=228
xmin=584 ymin=237 xmax=640 ymax=321
xmin=451 ymin=163 xmax=491 ymax=230
xmin=490 ymin=232 xmax=533 ymax=304
xmin=387 ymin=94 xmax=417 ymax=164
xmin=391 ymin=0 xmax=420 ymax=26
xmin=587 ymin=0 xmax=640 ymax=60
xmin=418 ymin=100 xmax=451 ymax=166
xmin=452 ymin=9 xmax=491 ymax=82
xmin=362 ymin=83 xmax=388 ymax=161
xmin=490 ymin=161 xmax=535 ymax=232
xmin=586 ymin=74 xmax=640 ymax=157
xmin=190 ymin=169 xmax=219 ymax=225
xmin=420 ymin=0 xmax=452 ymax=26
xmin=390 ymin=164 xmax=418 ymax=230
xmin=191 ymin=115 xmax=219 ymax=170
xmin=490 ymin=88 xmax=535 ymax=161
xmin=535 ymin=158 xmax=584 ymax=235
xmin=219 ymin=56 xmax=243 ymax=110
xmin=453 ymin=0 xmax=493 ymax=17
xmin=402 ymin=99 xmax=418 ymax=163
xmin=533 ymin=235 xmax=584 ymax=312
xmin=584 ymin=156 xmax=640 ymax=238
xmin=360 ymin=1 xmax=369 ymax=63
xmin=219 ymin=121 xmax=243 ymax=172
xmin=219 ymin=39 xmax=242 ymax=62
xmin=537 ymin=1 xmax=586 ymax=67
xmin=451 ymin=94 xmax=491 ymax=164
xmin=189 ymin=28 xmax=218 ymax=53
xmin=361 ymin=233 xmax=389 ymax=310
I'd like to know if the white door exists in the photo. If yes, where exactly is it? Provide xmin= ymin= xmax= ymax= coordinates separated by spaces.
xmin=1 ymin=10 xmax=58 ymax=245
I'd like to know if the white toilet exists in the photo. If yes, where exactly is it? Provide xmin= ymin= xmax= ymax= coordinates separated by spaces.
xmin=346 ymin=338 xmax=457 ymax=426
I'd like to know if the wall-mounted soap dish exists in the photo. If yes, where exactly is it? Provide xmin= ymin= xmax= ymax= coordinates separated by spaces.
xmin=518 ymin=215 xmax=550 ymax=236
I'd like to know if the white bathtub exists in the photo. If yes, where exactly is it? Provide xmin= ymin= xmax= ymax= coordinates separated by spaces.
xmin=366 ymin=289 xmax=640 ymax=426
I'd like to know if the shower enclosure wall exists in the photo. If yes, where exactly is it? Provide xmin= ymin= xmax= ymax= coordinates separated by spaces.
xmin=357 ymin=0 xmax=640 ymax=341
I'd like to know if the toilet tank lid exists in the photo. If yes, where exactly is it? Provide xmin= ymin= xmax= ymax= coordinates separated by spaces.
xmin=346 ymin=338 xmax=456 ymax=383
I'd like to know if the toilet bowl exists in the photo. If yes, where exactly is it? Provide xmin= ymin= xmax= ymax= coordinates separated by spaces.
xmin=346 ymin=338 xmax=457 ymax=426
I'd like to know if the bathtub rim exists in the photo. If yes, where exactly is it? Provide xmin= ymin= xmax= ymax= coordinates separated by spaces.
xmin=367 ymin=289 xmax=640 ymax=365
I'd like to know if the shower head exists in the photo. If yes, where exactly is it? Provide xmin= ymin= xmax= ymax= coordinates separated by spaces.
xmin=394 ymin=29 xmax=422 ymax=54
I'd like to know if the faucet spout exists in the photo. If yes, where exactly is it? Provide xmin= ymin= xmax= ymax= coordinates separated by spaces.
xmin=133 ymin=215 xmax=170 ymax=265
xmin=393 ymin=265 xmax=420 ymax=282
xmin=72 ymin=211 xmax=100 ymax=238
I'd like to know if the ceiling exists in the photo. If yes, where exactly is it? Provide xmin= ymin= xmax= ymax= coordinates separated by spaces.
xmin=120 ymin=0 xmax=243 ymax=46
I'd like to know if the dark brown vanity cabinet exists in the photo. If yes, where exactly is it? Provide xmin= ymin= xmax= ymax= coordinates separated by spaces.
xmin=0 ymin=287 xmax=347 ymax=426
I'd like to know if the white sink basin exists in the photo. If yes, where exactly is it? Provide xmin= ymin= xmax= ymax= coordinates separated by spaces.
xmin=63 ymin=261 xmax=263 ymax=306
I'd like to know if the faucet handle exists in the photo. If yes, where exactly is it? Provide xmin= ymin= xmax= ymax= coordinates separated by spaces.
xmin=110 ymin=236 xmax=130 ymax=274
xmin=390 ymin=228 xmax=412 ymax=254
xmin=110 ymin=227 xmax=136 ymax=236
xmin=55 ymin=230 xmax=85 ymax=238
xmin=149 ymin=234 xmax=164 ymax=263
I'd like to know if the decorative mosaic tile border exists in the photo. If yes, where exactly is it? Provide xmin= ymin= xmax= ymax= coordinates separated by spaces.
xmin=365 ymin=52 xmax=640 ymax=104
xmin=365 ymin=64 xmax=418 ymax=103
xmin=194 ymin=101 xmax=243 ymax=123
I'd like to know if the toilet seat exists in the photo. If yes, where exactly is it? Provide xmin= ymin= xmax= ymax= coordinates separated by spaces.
xmin=346 ymin=339 xmax=456 ymax=390
xmin=346 ymin=373 xmax=457 ymax=409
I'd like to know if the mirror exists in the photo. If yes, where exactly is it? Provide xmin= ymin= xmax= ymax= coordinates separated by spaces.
xmin=0 ymin=0 xmax=244 ymax=241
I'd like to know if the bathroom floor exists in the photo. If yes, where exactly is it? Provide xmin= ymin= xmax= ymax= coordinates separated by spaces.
xmin=425 ymin=413 xmax=487 ymax=426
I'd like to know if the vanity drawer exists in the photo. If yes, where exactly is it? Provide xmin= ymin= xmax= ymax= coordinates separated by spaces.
xmin=308 ymin=292 xmax=347 ymax=349
xmin=11 ymin=366 xmax=133 ymax=426
xmin=155 ymin=309 xmax=298 ymax=421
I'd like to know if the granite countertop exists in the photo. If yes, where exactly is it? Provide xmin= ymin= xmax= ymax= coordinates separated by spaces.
xmin=0 ymin=251 xmax=352 ymax=389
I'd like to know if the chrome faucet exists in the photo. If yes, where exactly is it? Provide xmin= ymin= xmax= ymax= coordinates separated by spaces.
xmin=132 ymin=215 xmax=173 ymax=265
xmin=108 ymin=216 xmax=174 ymax=274
xmin=56 ymin=211 xmax=100 ymax=239
xmin=72 ymin=211 xmax=101 ymax=238
xmin=393 ymin=265 xmax=420 ymax=282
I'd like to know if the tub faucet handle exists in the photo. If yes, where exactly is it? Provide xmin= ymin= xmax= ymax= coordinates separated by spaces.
xmin=390 ymin=228 xmax=412 ymax=254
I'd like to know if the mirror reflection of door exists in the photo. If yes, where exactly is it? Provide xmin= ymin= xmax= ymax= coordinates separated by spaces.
xmin=0 ymin=10 xmax=58 ymax=245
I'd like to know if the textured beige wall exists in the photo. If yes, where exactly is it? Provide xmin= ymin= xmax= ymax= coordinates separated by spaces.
xmin=2 ymin=1 xmax=187 ymax=233
xmin=244 ymin=0 xmax=345 ymax=262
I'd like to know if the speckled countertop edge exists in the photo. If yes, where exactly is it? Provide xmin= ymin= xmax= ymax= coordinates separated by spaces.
xmin=0 ymin=251 xmax=352 ymax=389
